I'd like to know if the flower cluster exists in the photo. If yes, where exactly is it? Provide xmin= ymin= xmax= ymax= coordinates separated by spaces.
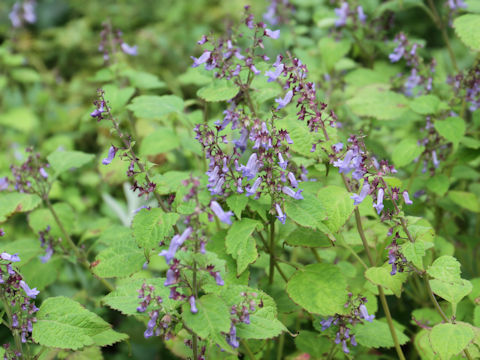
xmin=98 ymin=22 xmax=138 ymax=62
xmin=416 ymin=116 xmax=446 ymax=174
xmin=449 ymin=65 xmax=480 ymax=112
xmin=334 ymin=2 xmax=367 ymax=27
xmin=320 ymin=294 xmax=374 ymax=353
xmin=9 ymin=0 xmax=36 ymax=28
xmin=0 ymin=252 xmax=39 ymax=355
xmin=263 ymin=0 xmax=294 ymax=26
xmin=38 ymin=225 xmax=54 ymax=263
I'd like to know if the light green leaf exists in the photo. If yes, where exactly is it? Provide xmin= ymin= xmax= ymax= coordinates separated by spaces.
xmin=427 ymin=175 xmax=450 ymax=196
xmin=284 ymin=196 xmax=330 ymax=235
xmin=66 ymin=347 xmax=102 ymax=360
xmin=284 ymin=227 xmax=331 ymax=248
xmin=365 ymin=264 xmax=408 ymax=297
xmin=103 ymin=84 xmax=135 ymax=113
xmin=33 ymin=297 xmax=128 ymax=350
xmin=182 ymin=294 xmax=231 ymax=339
xmin=122 ymin=69 xmax=166 ymax=90
xmin=0 ymin=107 xmax=38 ymax=132
xmin=318 ymin=37 xmax=351 ymax=71
xmin=0 ymin=192 xmax=41 ymax=223
xmin=429 ymin=279 xmax=472 ymax=313
xmin=355 ymin=319 xmax=409 ymax=348
xmin=317 ymin=186 xmax=355 ymax=233
xmin=226 ymin=195 xmax=248 ymax=219
xmin=294 ymin=331 xmax=331 ymax=358
xmin=127 ymin=95 xmax=184 ymax=119
xmin=402 ymin=241 xmax=426 ymax=270
xmin=197 ymin=79 xmax=240 ymax=102
xmin=434 ymin=117 xmax=466 ymax=146
xmin=139 ymin=127 xmax=180 ymax=156
xmin=28 ymin=202 xmax=76 ymax=239
xmin=427 ymin=256 xmax=462 ymax=282
xmin=225 ymin=219 xmax=262 ymax=275
xmin=429 ymin=323 xmax=475 ymax=360
xmin=448 ymin=191 xmax=480 ymax=212
xmin=132 ymin=208 xmax=178 ymax=250
xmin=410 ymin=95 xmax=442 ymax=115
xmin=47 ymin=150 xmax=94 ymax=175
xmin=236 ymin=315 xmax=286 ymax=340
xmin=454 ymin=14 xmax=480 ymax=51
xmin=286 ymin=263 xmax=349 ymax=315
xmin=392 ymin=139 xmax=424 ymax=168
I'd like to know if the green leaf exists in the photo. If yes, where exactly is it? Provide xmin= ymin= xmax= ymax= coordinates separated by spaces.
xmin=392 ymin=139 xmax=424 ymax=168
xmin=429 ymin=279 xmax=472 ymax=313
xmin=286 ymin=263 xmax=349 ymax=315
xmin=122 ymin=69 xmax=166 ymax=90
xmin=365 ymin=264 xmax=408 ymax=297
xmin=225 ymin=219 xmax=262 ymax=275
xmin=92 ymin=234 xmax=144 ymax=278
xmin=66 ymin=347 xmax=102 ymax=360
xmin=355 ymin=319 xmax=409 ymax=348
xmin=236 ymin=315 xmax=286 ymax=340
xmin=347 ymin=85 xmax=410 ymax=120
xmin=317 ymin=186 xmax=355 ymax=233
xmin=318 ymin=37 xmax=351 ymax=71
xmin=429 ymin=323 xmax=475 ymax=360
xmin=0 ymin=107 xmax=38 ymax=132
xmin=427 ymin=175 xmax=450 ymax=196
xmin=182 ymin=294 xmax=231 ymax=339
xmin=132 ymin=208 xmax=178 ymax=250
xmin=284 ymin=227 xmax=331 ymax=248
xmin=294 ymin=331 xmax=331 ymax=358
xmin=448 ymin=191 xmax=480 ymax=213
xmin=28 ymin=202 xmax=76 ymax=239
xmin=47 ymin=150 xmax=94 ymax=175
xmin=410 ymin=95 xmax=442 ymax=115
xmin=197 ymin=79 xmax=240 ymax=102
xmin=284 ymin=196 xmax=330 ymax=235
xmin=434 ymin=117 xmax=466 ymax=146
xmin=454 ymin=14 xmax=480 ymax=51
xmin=427 ymin=256 xmax=462 ymax=282
xmin=0 ymin=192 xmax=41 ymax=223
xmin=402 ymin=241 xmax=426 ymax=270
xmin=139 ymin=127 xmax=180 ymax=156
xmin=103 ymin=84 xmax=135 ymax=113
xmin=127 ymin=95 xmax=184 ymax=119
xmin=33 ymin=297 xmax=128 ymax=350
xmin=226 ymin=195 xmax=249 ymax=219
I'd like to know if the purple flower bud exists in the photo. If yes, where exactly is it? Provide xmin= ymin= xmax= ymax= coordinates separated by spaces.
xmin=432 ymin=150 xmax=440 ymax=168
xmin=0 ymin=229 xmax=4 ymax=237
xmin=40 ymin=245 xmax=53 ymax=263
xmin=249 ymin=64 xmax=261 ymax=75
xmin=342 ymin=340 xmax=350 ymax=353
xmin=0 ymin=177 xmax=8 ymax=191
xmin=320 ymin=317 xmax=334 ymax=331
xmin=275 ymin=203 xmax=286 ymax=225
xmin=0 ymin=252 xmax=20 ymax=262
xmin=137 ymin=302 xmax=147 ymax=313
xmin=265 ymin=28 xmax=280 ymax=39
xmin=391 ymin=262 xmax=398 ymax=275
xmin=191 ymin=51 xmax=211 ymax=68
xmin=189 ymin=296 xmax=198 ymax=314
xmin=287 ymin=172 xmax=298 ymax=188
xmin=278 ymin=153 xmax=288 ymax=170
xmin=159 ymin=227 xmax=193 ymax=264
xmin=357 ymin=6 xmax=366 ymax=23
xmin=402 ymin=191 xmax=413 ymax=205
xmin=351 ymin=335 xmax=357 ymax=346
xmin=333 ymin=150 xmax=354 ymax=173
xmin=240 ymin=153 xmax=262 ymax=180
xmin=197 ymin=35 xmax=208 ymax=45
xmin=12 ymin=314 xmax=18 ymax=328
xmin=6 ymin=264 xmax=14 ymax=275
xmin=102 ymin=146 xmax=118 ymax=165
xmin=265 ymin=63 xmax=284 ymax=82
xmin=246 ymin=177 xmax=262 ymax=197
xmin=39 ymin=167 xmax=48 ymax=178
xmin=227 ymin=324 xmax=239 ymax=349
xmin=389 ymin=44 xmax=405 ymax=63
xmin=373 ymin=188 xmax=385 ymax=214
xmin=210 ymin=201 xmax=234 ymax=225
xmin=334 ymin=3 xmax=349 ymax=27
xmin=215 ymin=272 xmax=224 ymax=286
xmin=19 ymin=280 xmax=39 ymax=299
xmin=275 ymin=90 xmax=293 ymax=109
xmin=164 ymin=268 xmax=178 ymax=286
xmin=121 ymin=43 xmax=138 ymax=56
xmin=282 ymin=186 xmax=303 ymax=200
xmin=359 ymin=304 xmax=375 ymax=322
xmin=351 ymin=180 xmax=370 ymax=205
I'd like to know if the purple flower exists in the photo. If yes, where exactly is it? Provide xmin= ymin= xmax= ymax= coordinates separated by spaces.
xmin=389 ymin=43 xmax=405 ymax=63
xmin=39 ymin=167 xmax=48 ymax=178
xmin=0 ymin=252 xmax=20 ymax=262
xmin=265 ymin=28 xmax=280 ymax=39
xmin=158 ymin=227 xmax=193 ymax=264
xmin=320 ymin=317 xmax=334 ymax=331
xmin=351 ymin=180 xmax=370 ymax=205
xmin=282 ymin=186 xmax=303 ymax=200
xmin=189 ymin=296 xmax=198 ymax=314
xmin=40 ymin=245 xmax=53 ymax=263
xmin=334 ymin=3 xmax=349 ymax=27
xmin=215 ymin=272 xmax=224 ymax=286
xmin=373 ymin=188 xmax=384 ymax=214
xmin=121 ymin=43 xmax=138 ymax=56
xmin=332 ymin=143 xmax=343 ymax=153
xmin=144 ymin=310 xmax=158 ymax=338
xmin=351 ymin=335 xmax=357 ymax=346
xmin=90 ymin=101 xmax=105 ymax=118
xmin=275 ymin=203 xmax=286 ymax=225
xmin=432 ymin=150 xmax=440 ymax=168
xmin=102 ymin=145 xmax=118 ymax=165
xmin=250 ymin=64 xmax=261 ymax=75
xmin=133 ymin=205 xmax=150 ymax=215
xmin=402 ymin=191 xmax=413 ymax=205
xmin=19 ymin=280 xmax=40 ymax=299
xmin=191 ymin=51 xmax=211 ymax=68
xmin=447 ymin=0 xmax=467 ymax=9
xmin=287 ymin=172 xmax=299 ymax=188
xmin=405 ymin=68 xmax=421 ymax=96
xmin=342 ymin=340 xmax=350 ymax=353
xmin=227 ymin=324 xmax=239 ymax=349
xmin=275 ymin=90 xmax=293 ymax=109
xmin=359 ymin=304 xmax=375 ymax=322
xmin=278 ymin=153 xmax=288 ymax=170
xmin=333 ymin=150 xmax=354 ymax=174
xmin=265 ymin=63 xmax=284 ymax=82
xmin=0 ymin=177 xmax=8 ymax=191
xmin=357 ymin=6 xmax=366 ymax=23
xmin=164 ymin=268 xmax=178 ymax=286
xmin=210 ymin=201 xmax=234 ymax=225
xmin=246 ymin=177 xmax=262 ymax=197
xmin=240 ymin=153 xmax=262 ymax=180
xmin=0 ymin=229 xmax=4 ymax=237
xmin=12 ymin=314 xmax=18 ymax=328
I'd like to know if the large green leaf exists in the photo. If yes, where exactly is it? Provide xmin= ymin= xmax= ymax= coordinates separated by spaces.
xmin=429 ymin=323 xmax=475 ymax=360
xmin=132 ymin=208 xmax=178 ymax=250
xmin=139 ymin=127 xmax=180 ymax=156
xmin=427 ymin=175 xmax=449 ymax=196
xmin=286 ymin=263 xmax=349 ymax=315
xmin=284 ymin=196 xmax=331 ymax=237
xmin=427 ymin=256 xmax=462 ymax=282
xmin=33 ymin=297 xmax=128 ymax=350
xmin=410 ymin=95 xmax=443 ymax=115
xmin=197 ymin=79 xmax=240 ymax=102
xmin=225 ymin=218 xmax=262 ymax=275
xmin=454 ymin=14 xmax=480 ymax=51
xmin=448 ymin=191 xmax=480 ymax=213
xmin=365 ymin=264 xmax=408 ymax=297
xmin=47 ymin=150 xmax=95 ymax=175
xmin=284 ymin=227 xmax=331 ymax=248
xmin=0 ymin=192 xmax=41 ymax=223
xmin=355 ymin=319 xmax=409 ymax=348
xmin=392 ymin=139 xmax=423 ymax=168
xmin=429 ymin=279 xmax=472 ymax=314
xmin=103 ymin=84 xmax=135 ymax=113
xmin=402 ymin=241 xmax=426 ymax=270
xmin=434 ymin=117 xmax=466 ymax=146
xmin=317 ymin=186 xmax=354 ymax=233
xmin=127 ymin=95 xmax=184 ymax=119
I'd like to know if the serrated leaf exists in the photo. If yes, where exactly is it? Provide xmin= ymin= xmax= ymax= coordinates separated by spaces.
xmin=47 ymin=150 xmax=94 ymax=175
xmin=365 ymin=264 xmax=408 ymax=297
xmin=225 ymin=219 xmax=262 ymax=275
xmin=429 ymin=279 xmax=472 ymax=314
xmin=0 ymin=192 xmax=41 ymax=223
xmin=197 ymin=80 xmax=239 ymax=102
xmin=226 ymin=195 xmax=248 ymax=219
xmin=236 ymin=315 xmax=286 ymax=339
xmin=33 ymin=297 xmax=128 ymax=350
xmin=317 ymin=186 xmax=354 ymax=233
xmin=284 ymin=196 xmax=330 ymax=235
xmin=286 ymin=263 xmax=349 ymax=315
xmin=448 ymin=191 xmax=480 ymax=213
xmin=454 ymin=14 xmax=480 ymax=51
xmin=182 ymin=294 xmax=231 ymax=339
xmin=132 ymin=208 xmax=178 ymax=250
xmin=427 ymin=256 xmax=462 ymax=282
xmin=434 ymin=117 xmax=466 ymax=146
xmin=392 ymin=139 xmax=424 ymax=168
xmin=402 ymin=241 xmax=426 ymax=270
xmin=355 ymin=319 xmax=409 ymax=348
xmin=429 ymin=323 xmax=475 ymax=360
xmin=127 ymin=95 xmax=184 ymax=119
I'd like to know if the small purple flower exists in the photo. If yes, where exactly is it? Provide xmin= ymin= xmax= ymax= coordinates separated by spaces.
xmin=320 ymin=317 xmax=334 ymax=331
xmin=0 ymin=177 xmax=8 ymax=191
xmin=333 ymin=150 xmax=354 ymax=173
xmin=373 ymin=188 xmax=384 ymax=215
xmin=342 ymin=340 xmax=350 ymax=353
xmin=40 ymin=245 xmax=53 ymax=263
xmin=359 ymin=304 xmax=375 ymax=322
xmin=246 ymin=177 xmax=262 ymax=197
xmin=282 ymin=186 xmax=303 ymax=200
xmin=275 ymin=203 xmax=286 ymax=225
xmin=351 ymin=180 xmax=370 ymax=205
xmin=240 ymin=153 xmax=262 ymax=180
xmin=19 ymin=280 xmax=40 ymax=299
xmin=278 ymin=153 xmax=288 ymax=170
xmin=403 ymin=191 xmax=413 ymax=205
xmin=197 ymin=35 xmax=208 ymax=45
xmin=90 ymin=101 xmax=105 ymax=119
xmin=265 ymin=28 xmax=280 ymax=39
xmin=357 ymin=6 xmax=366 ymax=23
xmin=0 ymin=252 xmax=20 ymax=262
xmin=121 ymin=43 xmax=138 ymax=56
xmin=287 ymin=172 xmax=299 ymax=188
xmin=334 ymin=3 xmax=349 ymax=27
xmin=12 ymin=314 xmax=19 ymax=328
xmin=265 ymin=63 xmax=284 ymax=82
xmin=389 ymin=43 xmax=405 ymax=63
xmin=215 ymin=272 xmax=224 ymax=286
xmin=39 ymin=167 xmax=48 ymax=178
xmin=249 ymin=64 xmax=261 ymax=75
xmin=164 ymin=269 xmax=178 ymax=286
xmin=102 ymin=145 xmax=118 ymax=165
xmin=432 ymin=150 xmax=440 ymax=168
xmin=275 ymin=90 xmax=293 ymax=109
xmin=133 ymin=205 xmax=150 ymax=215
xmin=332 ymin=143 xmax=343 ymax=153
xmin=351 ymin=335 xmax=357 ymax=346
xmin=189 ymin=296 xmax=198 ymax=314
xmin=447 ymin=0 xmax=467 ymax=9
xmin=0 ymin=229 xmax=4 ymax=237
xmin=227 ymin=324 xmax=239 ymax=349
xmin=191 ymin=51 xmax=211 ymax=68
xmin=210 ymin=201 xmax=234 ymax=225
xmin=159 ymin=227 xmax=193 ymax=264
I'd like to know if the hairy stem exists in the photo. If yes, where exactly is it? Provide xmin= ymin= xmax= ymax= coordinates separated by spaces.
xmin=269 ymin=217 xmax=276 ymax=284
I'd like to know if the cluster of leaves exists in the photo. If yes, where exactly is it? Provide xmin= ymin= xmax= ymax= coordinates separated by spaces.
xmin=0 ymin=0 xmax=480 ymax=359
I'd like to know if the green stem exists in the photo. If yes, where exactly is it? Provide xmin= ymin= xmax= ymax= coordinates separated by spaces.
xmin=241 ymin=340 xmax=256 ymax=360
xmin=269 ymin=217 xmax=276 ymax=285
xmin=255 ymin=231 xmax=288 ymax=282
xmin=276 ymin=331 xmax=285 ymax=360
xmin=310 ymin=248 xmax=322 ymax=263
xmin=0 ymin=292 xmax=23 ymax=358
